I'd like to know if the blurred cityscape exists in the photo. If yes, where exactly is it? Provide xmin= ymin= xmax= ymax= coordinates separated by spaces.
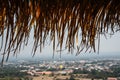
xmin=0 ymin=57 xmax=120 ymax=80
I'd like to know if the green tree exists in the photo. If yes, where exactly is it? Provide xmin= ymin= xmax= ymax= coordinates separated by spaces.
xmin=69 ymin=75 xmax=75 ymax=80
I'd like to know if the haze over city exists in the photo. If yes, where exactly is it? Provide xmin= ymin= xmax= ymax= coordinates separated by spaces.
xmin=1 ymin=31 xmax=119 ymax=61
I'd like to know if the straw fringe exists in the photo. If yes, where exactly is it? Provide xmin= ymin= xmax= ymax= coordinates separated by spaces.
xmin=0 ymin=0 xmax=120 ymax=62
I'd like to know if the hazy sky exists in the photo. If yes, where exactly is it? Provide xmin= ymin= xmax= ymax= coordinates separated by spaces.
xmin=100 ymin=32 xmax=120 ymax=53
xmin=0 ymin=30 xmax=120 ymax=61
xmin=10 ymin=31 xmax=120 ymax=59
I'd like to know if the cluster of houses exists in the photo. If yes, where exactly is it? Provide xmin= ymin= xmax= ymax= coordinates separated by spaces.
xmin=18 ymin=60 xmax=120 ymax=80
xmin=27 ymin=69 xmax=73 ymax=76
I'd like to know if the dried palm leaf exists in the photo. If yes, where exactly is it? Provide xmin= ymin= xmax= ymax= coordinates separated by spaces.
xmin=0 ymin=0 xmax=120 ymax=63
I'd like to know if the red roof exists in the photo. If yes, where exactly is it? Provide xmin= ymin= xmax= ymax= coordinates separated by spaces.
xmin=107 ymin=77 xmax=117 ymax=80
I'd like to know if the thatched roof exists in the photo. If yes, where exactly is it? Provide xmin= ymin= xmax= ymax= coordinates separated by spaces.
xmin=0 ymin=0 xmax=120 ymax=62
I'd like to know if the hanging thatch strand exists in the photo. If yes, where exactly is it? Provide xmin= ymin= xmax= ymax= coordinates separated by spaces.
xmin=0 ymin=0 xmax=120 ymax=62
